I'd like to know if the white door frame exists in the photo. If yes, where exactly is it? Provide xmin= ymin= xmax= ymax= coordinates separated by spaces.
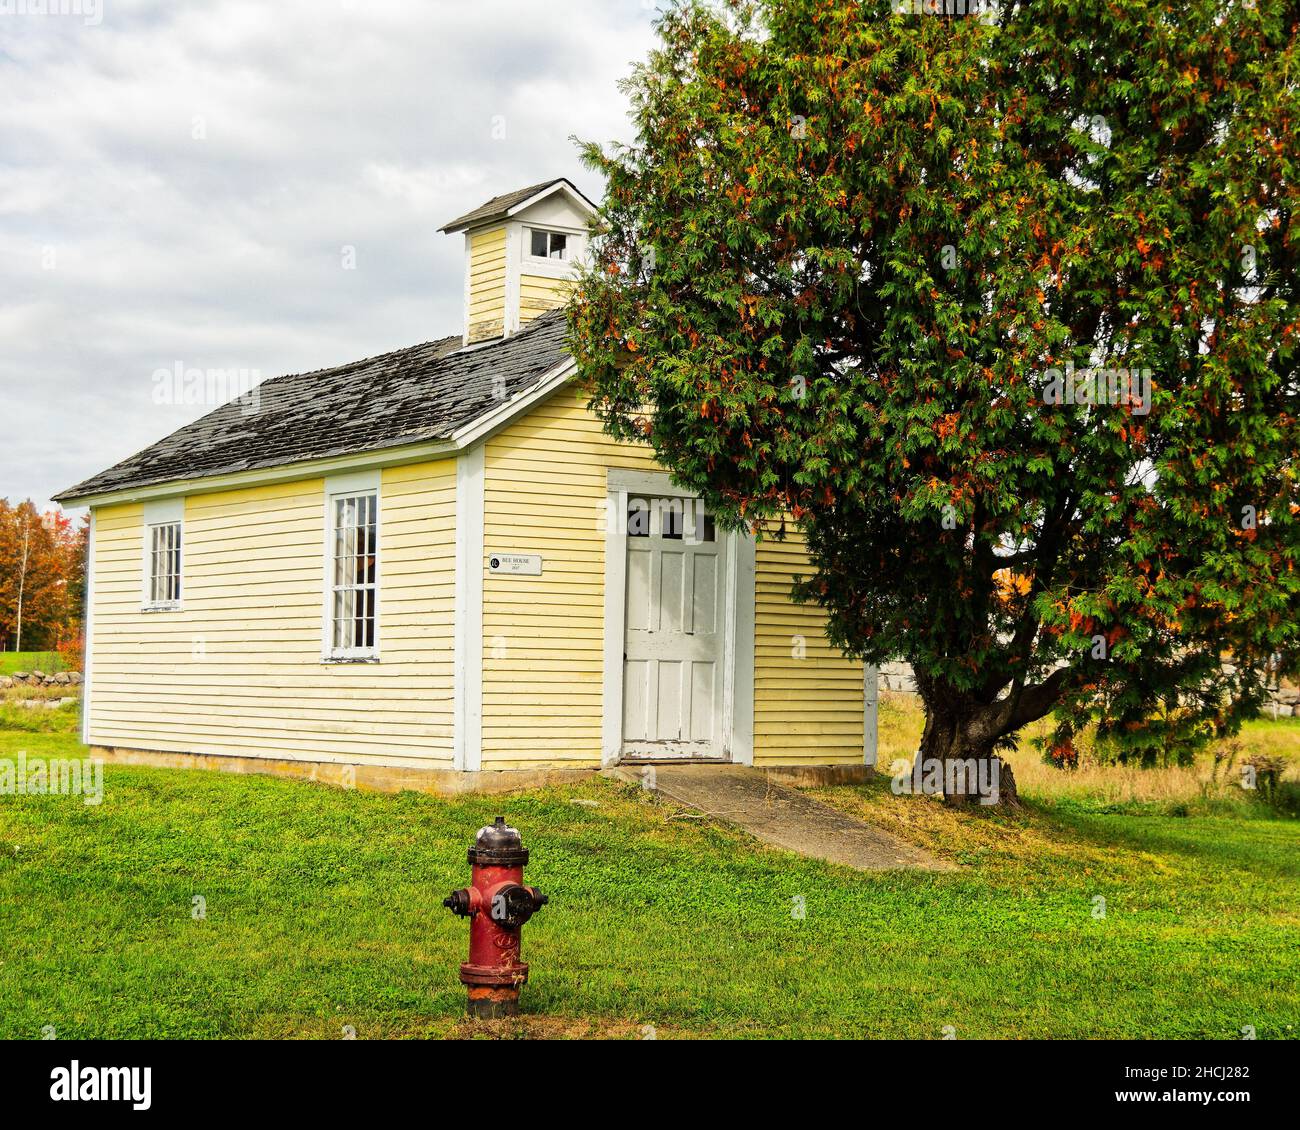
xmin=601 ymin=469 xmax=754 ymax=767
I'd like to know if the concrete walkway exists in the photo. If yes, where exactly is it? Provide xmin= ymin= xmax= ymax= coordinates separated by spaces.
xmin=608 ymin=764 xmax=952 ymax=872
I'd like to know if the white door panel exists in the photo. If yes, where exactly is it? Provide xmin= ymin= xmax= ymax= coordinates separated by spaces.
xmin=621 ymin=498 xmax=727 ymax=760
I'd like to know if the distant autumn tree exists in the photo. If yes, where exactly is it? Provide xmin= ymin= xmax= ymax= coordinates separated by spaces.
xmin=0 ymin=500 xmax=81 ymax=653
xmin=570 ymin=0 xmax=1300 ymax=803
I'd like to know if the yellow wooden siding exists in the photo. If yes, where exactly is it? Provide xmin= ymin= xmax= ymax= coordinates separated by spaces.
xmin=519 ymin=273 xmax=569 ymax=325
xmin=467 ymin=226 xmax=507 ymax=343
xmin=480 ymin=390 xmax=659 ymax=769
xmin=87 ymin=461 xmax=457 ymax=768
xmin=479 ymin=392 xmax=863 ymax=770
xmin=753 ymin=533 xmax=864 ymax=765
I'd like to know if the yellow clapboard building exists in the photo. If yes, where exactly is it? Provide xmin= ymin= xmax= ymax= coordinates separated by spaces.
xmin=56 ymin=179 xmax=878 ymax=791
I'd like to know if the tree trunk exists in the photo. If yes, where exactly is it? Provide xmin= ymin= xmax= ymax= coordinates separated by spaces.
xmin=15 ymin=525 xmax=29 ymax=654
xmin=916 ymin=698 xmax=1020 ymax=810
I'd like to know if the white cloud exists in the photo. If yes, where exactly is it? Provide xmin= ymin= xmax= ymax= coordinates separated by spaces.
xmin=0 ymin=0 xmax=660 ymax=508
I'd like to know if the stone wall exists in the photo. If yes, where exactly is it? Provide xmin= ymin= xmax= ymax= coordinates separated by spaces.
xmin=0 ymin=670 xmax=83 ymax=690
xmin=878 ymin=662 xmax=918 ymax=695
xmin=876 ymin=660 xmax=1300 ymax=717
xmin=1261 ymin=686 xmax=1300 ymax=717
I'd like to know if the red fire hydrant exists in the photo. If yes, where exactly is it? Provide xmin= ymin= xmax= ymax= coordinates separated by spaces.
xmin=443 ymin=817 xmax=547 ymax=1018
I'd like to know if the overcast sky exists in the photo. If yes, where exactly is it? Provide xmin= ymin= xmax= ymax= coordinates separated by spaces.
xmin=0 ymin=0 xmax=659 ymax=510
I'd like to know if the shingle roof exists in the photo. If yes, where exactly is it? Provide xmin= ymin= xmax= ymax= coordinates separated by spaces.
xmin=438 ymin=178 xmax=596 ymax=233
xmin=54 ymin=310 xmax=572 ymax=503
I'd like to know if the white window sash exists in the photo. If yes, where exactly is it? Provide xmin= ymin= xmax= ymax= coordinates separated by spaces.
xmin=523 ymin=226 xmax=580 ymax=267
xmin=142 ymin=521 xmax=183 ymax=610
xmin=323 ymin=486 xmax=380 ymax=660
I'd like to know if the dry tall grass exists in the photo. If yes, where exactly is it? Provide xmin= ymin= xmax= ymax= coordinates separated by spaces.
xmin=876 ymin=690 xmax=1300 ymax=810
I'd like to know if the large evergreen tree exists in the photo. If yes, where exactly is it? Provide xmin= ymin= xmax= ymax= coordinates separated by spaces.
xmin=569 ymin=0 xmax=1300 ymax=804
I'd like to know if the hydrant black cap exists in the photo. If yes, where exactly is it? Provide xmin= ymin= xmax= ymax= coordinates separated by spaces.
xmin=467 ymin=816 xmax=529 ymax=867
xmin=477 ymin=816 xmax=521 ymax=851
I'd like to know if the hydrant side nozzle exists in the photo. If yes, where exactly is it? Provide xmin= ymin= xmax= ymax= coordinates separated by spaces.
xmin=443 ymin=888 xmax=474 ymax=917
xmin=489 ymin=883 xmax=547 ymax=928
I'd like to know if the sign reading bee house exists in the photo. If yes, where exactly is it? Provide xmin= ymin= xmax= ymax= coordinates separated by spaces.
xmin=487 ymin=553 xmax=542 ymax=576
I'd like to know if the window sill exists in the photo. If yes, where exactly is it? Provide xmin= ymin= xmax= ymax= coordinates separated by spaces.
xmin=321 ymin=655 xmax=380 ymax=665
xmin=141 ymin=604 xmax=182 ymax=614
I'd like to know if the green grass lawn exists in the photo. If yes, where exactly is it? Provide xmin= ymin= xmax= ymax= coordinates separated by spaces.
xmin=0 ymin=651 xmax=64 ymax=676
xmin=0 ymin=697 xmax=80 ymax=735
xmin=1 ymin=723 xmax=1297 ymax=1040
xmin=1240 ymin=713 xmax=1300 ymax=761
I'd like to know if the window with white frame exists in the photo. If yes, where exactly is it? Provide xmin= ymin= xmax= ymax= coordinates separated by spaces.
xmin=327 ymin=491 xmax=378 ymax=657
xmin=146 ymin=521 xmax=183 ymax=608
xmin=528 ymin=228 xmax=569 ymax=261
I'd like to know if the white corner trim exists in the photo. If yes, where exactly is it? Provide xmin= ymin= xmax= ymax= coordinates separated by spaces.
xmin=601 ymin=487 xmax=628 ymax=768
xmin=863 ymin=664 xmax=879 ymax=767
xmin=453 ymin=443 xmax=485 ymax=772
xmin=81 ymin=509 xmax=96 ymax=747
xmin=731 ymin=532 xmax=756 ymax=766
xmin=504 ymin=222 xmax=522 ymax=337
xmin=461 ymin=234 xmax=473 ymax=348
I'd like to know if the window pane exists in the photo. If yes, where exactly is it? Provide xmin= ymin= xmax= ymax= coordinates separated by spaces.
xmin=334 ymin=588 xmax=354 ymax=649
xmin=661 ymin=500 xmax=684 ymax=539
xmin=530 ymin=229 xmax=548 ymax=257
xmin=334 ymin=526 xmax=351 ymax=586
xmin=150 ymin=528 xmax=162 ymax=602
xmin=627 ymin=500 xmax=650 ymax=537
xmin=171 ymin=526 xmax=182 ymax=601
xmin=549 ymin=232 xmax=567 ymax=260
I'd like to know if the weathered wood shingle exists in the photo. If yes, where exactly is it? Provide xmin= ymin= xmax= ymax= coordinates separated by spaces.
xmin=56 ymin=310 xmax=571 ymax=502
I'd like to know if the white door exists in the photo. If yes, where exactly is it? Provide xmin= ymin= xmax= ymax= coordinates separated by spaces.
xmin=621 ymin=496 xmax=728 ymax=760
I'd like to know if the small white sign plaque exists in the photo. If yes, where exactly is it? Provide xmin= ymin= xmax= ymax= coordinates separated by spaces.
xmin=487 ymin=552 xmax=542 ymax=576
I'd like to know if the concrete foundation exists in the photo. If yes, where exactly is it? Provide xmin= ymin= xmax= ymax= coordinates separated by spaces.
xmin=89 ymin=745 xmax=599 ymax=796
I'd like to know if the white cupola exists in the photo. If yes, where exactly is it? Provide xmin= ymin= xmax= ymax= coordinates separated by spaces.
xmin=439 ymin=178 xmax=597 ymax=345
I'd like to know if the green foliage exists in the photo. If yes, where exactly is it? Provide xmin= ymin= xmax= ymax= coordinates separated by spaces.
xmin=570 ymin=0 xmax=1300 ymax=762
xmin=0 ymin=501 xmax=86 ymax=652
